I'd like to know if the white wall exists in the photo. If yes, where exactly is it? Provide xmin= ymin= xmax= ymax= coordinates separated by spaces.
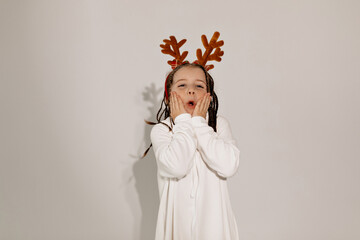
xmin=1 ymin=0 xmax=359 ymax=239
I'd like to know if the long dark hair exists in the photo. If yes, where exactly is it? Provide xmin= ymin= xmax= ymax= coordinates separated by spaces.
xmin=143 ymin=62 xmax=219 ymax=157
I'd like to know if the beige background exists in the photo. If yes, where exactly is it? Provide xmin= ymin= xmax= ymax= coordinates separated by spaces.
xmin=1 ymin=0 xmax=359 ymax=239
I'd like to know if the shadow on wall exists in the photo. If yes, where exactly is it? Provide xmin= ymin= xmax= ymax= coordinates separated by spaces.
xmin=132 ymin=83 xmax=163 ymax=240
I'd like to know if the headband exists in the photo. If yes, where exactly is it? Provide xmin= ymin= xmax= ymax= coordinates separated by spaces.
xmin=160 ymin=31 xmax=224 ymax=100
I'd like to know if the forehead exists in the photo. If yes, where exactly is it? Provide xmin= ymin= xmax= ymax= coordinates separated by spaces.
xmin=173 ymin=66 xmax=206 ymax=83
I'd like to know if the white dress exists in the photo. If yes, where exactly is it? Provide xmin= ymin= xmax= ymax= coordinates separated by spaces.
xmin=150 ymin=113 xmax=240 ymax=240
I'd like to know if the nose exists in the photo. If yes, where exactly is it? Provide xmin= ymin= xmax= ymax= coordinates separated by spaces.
xmin=188 ymin=89 xmax=195 ymax=95
xmin=188 ymin=85 xmax=195 ymax=95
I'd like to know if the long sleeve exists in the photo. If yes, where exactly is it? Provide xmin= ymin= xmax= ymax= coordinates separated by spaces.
xmin=150 ymin=113 xmax=197 ymax=179
xmin=191 ymin=115 xmax=240 ymax=178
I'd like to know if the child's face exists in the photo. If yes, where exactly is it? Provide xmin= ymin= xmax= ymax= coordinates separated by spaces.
xmin=170 ymin=66 xmax=208 ymax=115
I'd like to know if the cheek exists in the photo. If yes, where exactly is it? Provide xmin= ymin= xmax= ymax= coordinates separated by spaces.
xmin=197 ymin=86 xmax=208 ymax=94
xmin=178 ymin=95 xmax=186 ymax=103
xmin=170 ymin=89 xmax=179 ymax=97
xmin=198 ymin=91 xmax=207 ymax=98
xmin=170 ymin=90 xmax=186 ymax=102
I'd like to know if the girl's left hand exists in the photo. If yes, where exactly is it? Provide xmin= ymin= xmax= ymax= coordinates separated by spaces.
xmin=193 ymin=93 xmax=211 ymax=118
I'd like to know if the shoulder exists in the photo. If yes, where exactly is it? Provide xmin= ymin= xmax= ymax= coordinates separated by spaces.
xmin=216 ymin=115 xmax=234 ymax=135
xmin=216 ymin=115 xmax=230 ymax=127
xmin=150 ymin=117 xmax=172 ymax=139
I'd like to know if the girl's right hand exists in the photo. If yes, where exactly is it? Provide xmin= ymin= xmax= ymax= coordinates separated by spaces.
xmin=169 ymin=92 xmax=186 ymax=120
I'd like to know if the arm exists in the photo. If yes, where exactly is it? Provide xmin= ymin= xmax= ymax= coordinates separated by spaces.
xmin=150 ymin=113 xmax=197 ymax=179
xmin=191 ymin=115 xmax=240 ymax=178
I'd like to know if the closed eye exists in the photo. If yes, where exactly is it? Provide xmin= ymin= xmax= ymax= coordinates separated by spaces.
xmin=197 ymin=85 xmax=204 ymax=88
xmin=178 ymin=84 xmax=185 ymax=87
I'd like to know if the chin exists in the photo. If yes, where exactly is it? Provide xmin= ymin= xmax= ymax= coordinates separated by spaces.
xmin=185 ymin=109 xmax=194 ymax=115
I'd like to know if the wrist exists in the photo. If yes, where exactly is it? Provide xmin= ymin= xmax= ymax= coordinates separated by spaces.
xmin=192 ymin=113 xmax=206 ymax=119
xmin=191 ymin=115 xmax=207 ymax=126
xmin=172 ymin=110 xmax=187 ymax=120
xmin=174 ymin=113 xmax=191 ymax=123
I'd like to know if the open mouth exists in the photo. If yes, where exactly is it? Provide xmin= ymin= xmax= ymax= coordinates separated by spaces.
xmin=187 ymin=101 xmax=195 ymax=107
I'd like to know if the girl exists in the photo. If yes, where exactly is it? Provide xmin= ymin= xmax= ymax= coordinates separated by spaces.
xmin=147 ymin=32 xmax=240 ymax=240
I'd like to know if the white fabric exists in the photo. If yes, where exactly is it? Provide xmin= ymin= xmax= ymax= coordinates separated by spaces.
xmin=150 ymin=113 xmax=240 ymax=240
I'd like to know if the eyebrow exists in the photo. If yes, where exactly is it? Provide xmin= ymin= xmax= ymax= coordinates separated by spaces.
xmin=195 ymin=79 xmax=206 ymax=84
xmin=175 ymin=79 xmax=206 ymax=84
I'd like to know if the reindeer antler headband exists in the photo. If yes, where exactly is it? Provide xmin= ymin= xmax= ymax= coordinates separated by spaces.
xmin=161 ymin=31 xmax=224 ymax=100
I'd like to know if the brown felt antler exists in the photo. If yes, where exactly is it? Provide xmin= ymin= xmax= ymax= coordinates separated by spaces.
xmin=196 ymin=31 xmax=224 ymax=70
xmin=160 ymin=36 xmax=189 ymax=69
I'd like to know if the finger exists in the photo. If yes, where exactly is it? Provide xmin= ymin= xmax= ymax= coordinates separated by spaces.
xmin=198 ymin=93 xmax=206 ymax=110
xmin=200 ymin=93 xmax=210 ymax=114
xmin=170 ymin=93 xmax=174 ymax=107
xmin=173 ymin=93 xmax=179 ymax=112
xmin=178 ymin=95 xmax=184 ymax=106
xmin=205 ymin=93 xmax=211 ymax=110
xmin=194 ymin=96 xmax=202 ymax=112
xmin=177 ymin=95 xmax=185 ymax=111
xmin=200 ymin=98 xmax=207 ymax=114
xmin=175 ymin=93 xmax=181 ymax=110
xmin=170 ymin=93 xmax=176 ymax=114
xmin=193 ymin=97 xmax=203 ymax=117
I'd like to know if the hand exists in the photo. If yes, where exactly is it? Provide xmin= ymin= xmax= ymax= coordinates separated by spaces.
xmin=192 ymin=93 xmax=211 ymax=118
xmin=169 ymin=92 xmax=186 ymax=120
